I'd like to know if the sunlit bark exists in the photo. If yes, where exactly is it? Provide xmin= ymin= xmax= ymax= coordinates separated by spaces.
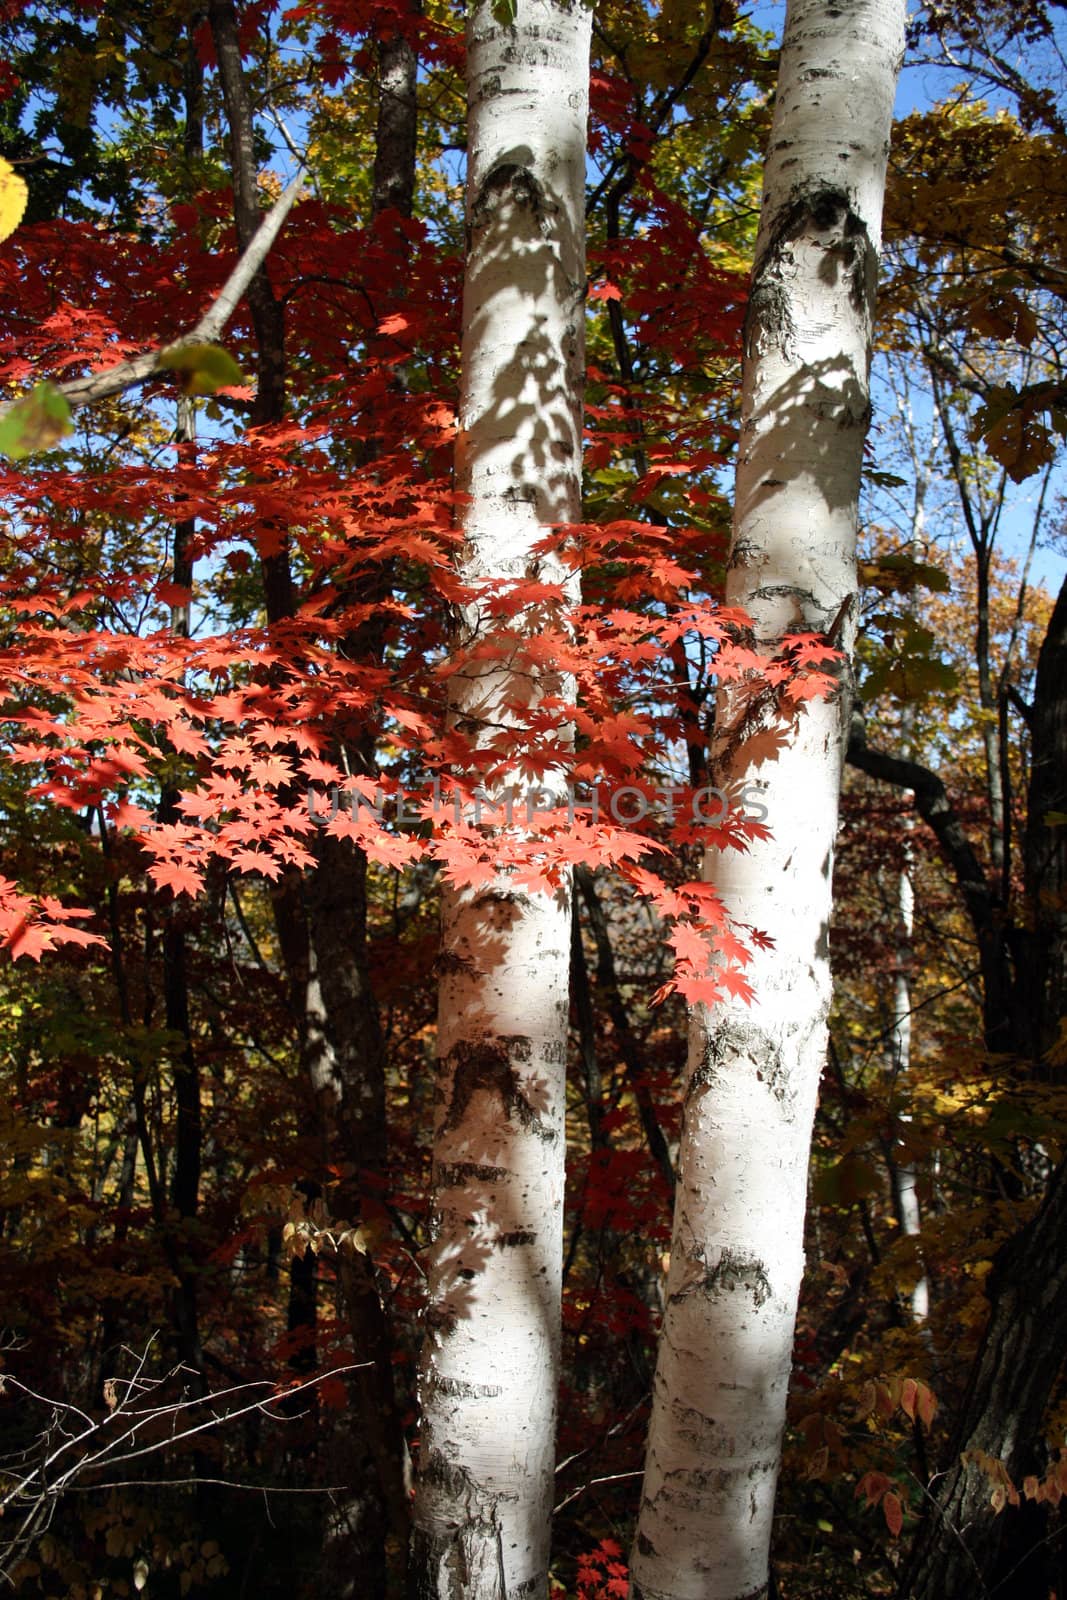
xmin=630 ymin=3 xmax=905 ymax=1595
xmin=409 ymin=2 xmax=590 ymax=1595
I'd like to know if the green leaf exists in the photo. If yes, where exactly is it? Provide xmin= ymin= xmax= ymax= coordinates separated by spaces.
xmin=0 ymin=382 xmax=73 ymax=458
xmin=491 ymin=0 xmax=517 ymax=23
xmin=861 ymin=653 xmax=959 ymax=704
xmin=157 ymin=342 xmax=244 ymax=395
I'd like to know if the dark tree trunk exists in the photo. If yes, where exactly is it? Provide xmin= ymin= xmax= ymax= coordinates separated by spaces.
xmin=898 ymin=575 xmax=1067 ymax=1600
xmin=575 ymin=865 xmax=675 ymax=1197
xmin=207 ymin=2 xmax=416 ymax=1580
xmin=371 ymin=15 xmax=418 ymax=223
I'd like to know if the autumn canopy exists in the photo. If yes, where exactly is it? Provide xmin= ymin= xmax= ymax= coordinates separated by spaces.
xmin=0 ymin=1 xmax=1064 ymax=1598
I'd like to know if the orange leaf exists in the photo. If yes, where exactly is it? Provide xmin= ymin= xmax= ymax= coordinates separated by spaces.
xmin=855 ymin=1470 xmax=891 ymax=1509
xmin=883 ymin=1492 xmax=904 ymax=1537
xmin=6 ymin=919 xmax=52 ymax=961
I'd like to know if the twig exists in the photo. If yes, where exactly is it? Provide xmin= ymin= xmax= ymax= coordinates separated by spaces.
xmin=0 ymin=1354 xmax=366 ymax=1516
xmin=553 ymin=1469 xmax=644 ymax=1514
xmin=61 ymin=1475 xmax=347 ymax=1495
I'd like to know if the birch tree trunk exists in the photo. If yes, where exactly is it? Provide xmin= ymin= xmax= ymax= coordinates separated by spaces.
xmin=409 ymin=2 xmax=590 ymax=1595
xmin=630 ymin=4 xmax=905 ymax=1596
xmin=890 ymin=837 xmax=929 ymax=1323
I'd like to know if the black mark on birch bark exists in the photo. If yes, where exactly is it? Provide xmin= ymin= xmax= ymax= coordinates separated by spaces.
xmin=427 ymin=1372 xmax=503 ymax=1400
xmin=436 ymin=1160 xmax=508 ymax=1187
xmin=668 ymin=1246 xmax=772 ymax=1310
xmin=747 ymin=182 xmax=876 ymax=359
xmin=441 ymin=1036 xmax=546 ymax=1135
xmin=470 ymin=161 xmax=553 ymax=243
xmin=689 ymin=1022 xmax=790 ymax=1110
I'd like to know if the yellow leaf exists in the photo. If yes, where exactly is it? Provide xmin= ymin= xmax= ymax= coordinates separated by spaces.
xmin=157 ymin=342 xmax=243 ymax=396
xmin=0 ymin=382 xmax=72 ymax=458
xmin=0 ymin=157 xmax=27 ymax=243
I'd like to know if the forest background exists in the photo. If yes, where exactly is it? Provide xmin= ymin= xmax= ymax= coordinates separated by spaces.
xmin=0 ymin=0 xmax=1064 ymax=1597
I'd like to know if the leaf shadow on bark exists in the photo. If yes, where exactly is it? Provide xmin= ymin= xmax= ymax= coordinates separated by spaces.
xmin=734 ymin=351 xmax=872 ymax=538
xmin=460 ymin=162 xmax=585 ymax=534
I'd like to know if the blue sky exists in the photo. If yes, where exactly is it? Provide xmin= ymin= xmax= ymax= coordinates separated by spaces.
xmin=741 ymin=0 xmax=1066 ymax=602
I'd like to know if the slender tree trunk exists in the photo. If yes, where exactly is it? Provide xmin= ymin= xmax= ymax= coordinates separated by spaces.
xmin=926 ymin=369 xmax=1007 ymax=892
xmin=162 ymin=28 xmax=206 ymax=1388
xmin=315 ymin=16 xmax=423 ymax=1581
xmin=372 ymin=11 xmax=418 ymax=223
xmin=575 ymin=865 xmax=675 ymax=1198
xmin=208 ymin=4 xmax=409 ymax=1575
xmin=886 ymin=692 xmax=925 ymax=1322
xmin=409 ymin=2 xmax=590 ymax=1594
xmin=629 ymin=4 xmax=904 ymax=1596
xmin=888 ymin=838 xmax=928 ymax=1322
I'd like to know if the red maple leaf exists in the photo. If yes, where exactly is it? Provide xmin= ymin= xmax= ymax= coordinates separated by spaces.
xmin=166 ymin=719 xmax=210 ymax=757
xmin=718 ymin=966 xmax=755 ymax=1003
xmin=148 ymin=861 xmax=204 ymax=898
xmin=6 ymin=920 xmax=52 ymax=961
xmin=247 ymin=752 xmax=295 ymax=786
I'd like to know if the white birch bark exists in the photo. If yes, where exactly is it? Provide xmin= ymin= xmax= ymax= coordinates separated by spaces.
xmin=884 ymin=390 xmax=932 ymax=1324
xmin=630 ymin=4 xmax=905 ymax=1597
xmin=410 ymin=2 xmax=590 ymax=1595
xmin=890 ymin=818 xmax=928 ymax=1322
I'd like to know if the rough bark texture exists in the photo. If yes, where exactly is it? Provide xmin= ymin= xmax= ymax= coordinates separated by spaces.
xmin=899 ymin=1164 xmax=1067 ymax=1600
xmin=372 ymin=15 xmax=418 ymax=222
xmin=629 ymin=4 xmax=905 ymax=1597
xmin=410 ymin=3 xmax=590 ymax=1595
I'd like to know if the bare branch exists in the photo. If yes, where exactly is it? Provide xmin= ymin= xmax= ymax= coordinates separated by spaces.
xmin=0 ymin=1345 xmax=367 ymax=1585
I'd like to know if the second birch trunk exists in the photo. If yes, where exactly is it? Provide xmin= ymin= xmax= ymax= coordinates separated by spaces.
xmin=630 ymin=3 xmax=905 ymax=1597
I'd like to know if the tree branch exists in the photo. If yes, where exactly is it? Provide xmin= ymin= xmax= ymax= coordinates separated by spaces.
xmin=846 ymin=709 xmax=997 ymax=947
xmin=10 ymin=169 xmax=303 ymax=417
